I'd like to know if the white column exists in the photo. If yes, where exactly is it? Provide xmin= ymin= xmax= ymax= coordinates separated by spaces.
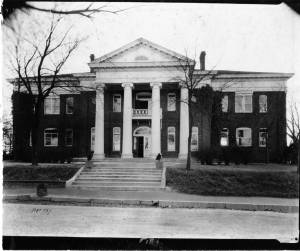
xmin=150 ymin=82 xmax=162 ymax=158
xmin=178 ymin=86 xmax=189 ymax=159
xmin=121 ymin=83 xmax=133 ymax=158
xmin=93 ymin=83 xmax=105 ymax=159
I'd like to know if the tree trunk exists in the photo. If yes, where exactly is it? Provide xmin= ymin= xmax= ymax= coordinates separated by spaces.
xmin=31 ymin=100 xmax=42 ymax=166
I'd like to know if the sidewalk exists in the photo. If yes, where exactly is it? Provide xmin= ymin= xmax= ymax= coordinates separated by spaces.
xmin=3 ymin=187 xmax=299 ymax=213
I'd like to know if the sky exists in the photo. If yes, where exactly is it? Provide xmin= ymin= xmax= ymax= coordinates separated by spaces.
xmin=1 ymin=2 xmax=300 ymax=119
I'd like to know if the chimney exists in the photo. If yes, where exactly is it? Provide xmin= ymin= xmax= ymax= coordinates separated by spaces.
xmin=90 ymin=54 xmax=95 ymax=62
xmin=200 ymin=51 xmax=206 ymax=71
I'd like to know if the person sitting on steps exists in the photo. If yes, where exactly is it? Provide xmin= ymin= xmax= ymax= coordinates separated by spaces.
xmin=85 ymin=152 xmax=94 ymax=170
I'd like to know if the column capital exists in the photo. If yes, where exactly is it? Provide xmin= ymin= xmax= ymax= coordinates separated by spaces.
xmin=122 ymin=83 xmax=134 ymax=89
xmin=179 ymin=81 xmax=188 ymax=88
xmin=150 ymin=82 xmax=162 ymax=88
xmin=94 ymin=82 xmax=106 ymax=91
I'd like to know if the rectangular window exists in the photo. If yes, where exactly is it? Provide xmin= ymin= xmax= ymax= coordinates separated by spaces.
xmin=236 ymin=127 xmax=252 ymax=146
xmin=91 ymin=127 xmax=95 ymax=151
xmin=65 ymin=129 xmax=73 ymax=146
xmin=113 ymin=127 xmax=121 ymax=151
xmin=259 ymin=95 xmax=268 ymax=113
xmin=222 ymin=95 xmax=228 ymax=112
xmin=167 ymin=127 xmax=176 ymax=151
xmin=113 ymin=94 xmax=121 ymax=112
xmin=220 ymin=128 xmax=229 ymax=146
xmin=191 ymin=126 xmax=199 ymax=151
xmin=66 ymin=97 xmax=74 ymax=114
xmin=44 ymin=128 xmax=58 ymax=146
xmin=235 ymin=94 xmax=252 ymax=113
xmin=167 ymin=93 xmax=176 ymax=111
xmin=44 ymin=95 xmax=60 ymax=114
xmin=259 ymin=128 xmax=268 ymax=147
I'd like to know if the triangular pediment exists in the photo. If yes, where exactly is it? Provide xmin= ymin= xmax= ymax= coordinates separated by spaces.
xmin=89 ymin=38 xmax=194 ymax=68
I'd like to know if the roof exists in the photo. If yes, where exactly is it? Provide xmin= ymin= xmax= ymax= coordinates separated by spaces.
xmin=89 ymin=37 xmax=194 ymax=66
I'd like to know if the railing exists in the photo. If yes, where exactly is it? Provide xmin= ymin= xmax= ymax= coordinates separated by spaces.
xmin=132 ymin=109 xmax=151 ymax=118
xmin=132 ymin=108 xmax=162 ymax=119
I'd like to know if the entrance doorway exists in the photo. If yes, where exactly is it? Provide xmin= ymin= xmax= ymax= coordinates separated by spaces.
xmin=133 ymin=126 xmax=151 ymax=158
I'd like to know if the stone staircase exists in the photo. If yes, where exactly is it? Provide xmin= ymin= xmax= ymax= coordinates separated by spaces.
xmin=71 ymin=161 xmax=163 ymax=191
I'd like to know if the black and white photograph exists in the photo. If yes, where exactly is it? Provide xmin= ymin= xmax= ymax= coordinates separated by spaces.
xmin=1 ymin=1 xmax=300 ymax=249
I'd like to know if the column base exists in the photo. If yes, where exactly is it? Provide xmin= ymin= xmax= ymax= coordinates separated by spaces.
xmin=178 ymin=153 xmax=188 ymax=159
xmin=93 ymin=153 xmax=105 ymax=160
xmin=121 ymin=153 xmax=133 ymax=159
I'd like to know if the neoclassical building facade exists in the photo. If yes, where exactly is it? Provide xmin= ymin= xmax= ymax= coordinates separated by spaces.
xmin=12 ymin=38 xmax=292 ymax=162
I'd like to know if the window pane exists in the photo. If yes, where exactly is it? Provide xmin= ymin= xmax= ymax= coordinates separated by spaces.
xmin=235 ymin=96 xmax=243 ymax=112
xmin=113 ymin=95 xmax=121 ymax=112
xmin=113 ymin=127 xmax=121 ymax=151
xmin=259 ymin=128 xmax=268 ymax=147
xmin=191 ymin=126 xmax=198 ymax=151
xmin=66 ymin=97 xmax=74 ymax=114
xmin=167 ymin=127 xmax=175 ymax=151
xmin=65 ymin=129 xmax=73 ymax=146
xmin=222 ymin=95 xmax=228 ymax=112
xmin=91 ymin=127 xmax=95 ymax=151
xmin=44 ymin=96 xmax=60 ymax=114
xmin=44 ymin=128 xmax=58 ymax=146
xmin=167 ymin=93 xmax=176 ymax=111
xmin=236 ymin=127 xmax=252 ymax=146
xmin=245 ymin=96 xmax=252 ymax=112
xmin=259 ymin=95 xmax=267 ymax=113
xmin=220 ymin=128 xmax=229 ymax=146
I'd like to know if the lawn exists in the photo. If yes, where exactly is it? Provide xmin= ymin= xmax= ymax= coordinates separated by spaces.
xmin=166 ymin=167 xmax=299 ymax=198
xmin=3 ymin=165 xmax=79 ymax=181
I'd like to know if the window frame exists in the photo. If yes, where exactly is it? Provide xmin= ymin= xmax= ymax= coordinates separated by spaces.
xmin=167 ymin=93 xmax=176 ymax=111
xmin=259 ymin=128 xmax=268 ymax=147
xmin=112 ymin=127 xmax=121 ymax=151
xmin=167 ymin=126 xmax=176 ymax=152
xmin=65 ymin=128 xmax=73 ymax=147
xmin=191 ymin=126 xmax=199 ymax=151
xmin=112 ymin=94 xmax=122 ymax=113
xmin=44 ymin=95 xmax=60 ymax=115
xmin=259 ymin=95 xmax=268 ymax=113
xmin=44 ymin=128 xmax=59 ymax=147
xmin=29 ymin=131 xmax=32 ymax=147
xmin=65 ymin=97 xmax=74 ymax=115
xmin=235 ymin=93 xmax=252 ymax=113
xmin=236 ymin=127 xmax=252 ymax=147
xmin=220 ymin=128 xmax=229 ymax=147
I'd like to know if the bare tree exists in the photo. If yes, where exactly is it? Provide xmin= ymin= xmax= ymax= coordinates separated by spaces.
xmin=7 ymin=16 xmax=84 ymax=165
xmin=2 ymin=1 xmax=129 ymax=21
xmin=172 ymin=53 xmax=218 ymax=170
xmin=287 ymin=101 xmax=300 ymax=169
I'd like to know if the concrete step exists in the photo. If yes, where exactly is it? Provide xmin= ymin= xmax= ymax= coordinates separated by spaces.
xmin=76 ymin=177 xmax=161 ymax=182
xmin=79 ymin=174 xmax=161 ymax=179
xmin=71 ymin=184 xmax=162 ymax=191
xmin=81 ymin=171 xmax=161 ymax=175
xmin=73 ymin=180 xmax=161 ymax=185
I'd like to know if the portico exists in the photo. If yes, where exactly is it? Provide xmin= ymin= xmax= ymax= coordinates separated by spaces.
xmin=90 ymin=38 xmax=192 ymax=159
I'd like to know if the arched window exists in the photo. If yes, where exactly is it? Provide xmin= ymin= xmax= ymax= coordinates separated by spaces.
xmin=236 ymin=127 xmax=252 ymax=146
xmin=167 ymin=127 xmax=176 ymax=151
xmin=191 ymin=127 xmax=198 ymax=151
xmin=259 ymin=95 xmax=268 ymax=113
xmin=113 ymin=127 xmax=121 ymax=151
xmin=167 ymin=93 xmax=176 ymax=111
